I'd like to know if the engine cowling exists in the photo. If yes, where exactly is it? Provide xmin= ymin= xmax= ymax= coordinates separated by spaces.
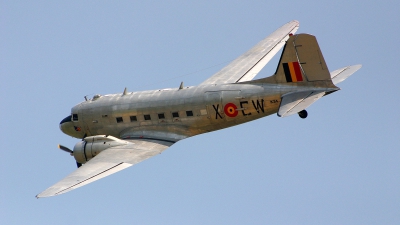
xmin=73 ymin=135 xmax=130 ymax=164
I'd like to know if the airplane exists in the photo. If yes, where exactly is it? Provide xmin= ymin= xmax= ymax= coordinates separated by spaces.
xmin=36 ymin=20 xmax=361 ymax=198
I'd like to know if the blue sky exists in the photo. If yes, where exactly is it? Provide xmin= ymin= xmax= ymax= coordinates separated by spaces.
xmin=1 ymin=1 xmax=399 ymax=224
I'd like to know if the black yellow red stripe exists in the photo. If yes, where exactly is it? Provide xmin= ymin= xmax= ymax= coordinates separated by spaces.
xmin=283 ymin=62 xmax=303 ymax=82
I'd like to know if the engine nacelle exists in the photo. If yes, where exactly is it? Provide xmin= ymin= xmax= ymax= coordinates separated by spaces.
xmin=73 ymin=135 xmax=130 ymax=164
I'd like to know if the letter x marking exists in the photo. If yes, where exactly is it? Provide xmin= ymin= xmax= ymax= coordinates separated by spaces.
xmin=212 ymin=104 xmax=222 ymax=119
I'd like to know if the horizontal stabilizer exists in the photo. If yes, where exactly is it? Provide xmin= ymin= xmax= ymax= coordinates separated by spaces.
xmin=330 ymin=64 xmax=362 ymax=85
xmin=278 ymin=90 xmax=326 ymax=117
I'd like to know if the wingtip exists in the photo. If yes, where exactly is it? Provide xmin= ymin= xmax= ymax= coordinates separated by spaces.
xmin=36 ymin=189 xmax=57 ymax=198
xmin=287 ymin=20 xmax=300 ymax=35
xmin=289 ymin=20 xmax=300 ymax=26
xmin=346 ymin=64 xmax=362 ymax=71
xmin=35 ymin=193 xmax=53 ymax=198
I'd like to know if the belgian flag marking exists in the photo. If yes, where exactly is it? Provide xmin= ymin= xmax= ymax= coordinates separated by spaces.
xmin=283 ymin=62 xmax=303 ymax=82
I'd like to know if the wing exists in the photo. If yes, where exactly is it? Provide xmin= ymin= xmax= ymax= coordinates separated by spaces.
xmin=199 ymin=20 xmax=299 ymax=85
xmin=36 ymin=139 xmax=173 ymax=198
xmin=330 ymin=64 xmax=362 ymax=85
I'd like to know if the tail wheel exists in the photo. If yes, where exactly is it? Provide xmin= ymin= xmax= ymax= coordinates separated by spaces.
xmin=298 ymin=110 xmax=308 ymax=119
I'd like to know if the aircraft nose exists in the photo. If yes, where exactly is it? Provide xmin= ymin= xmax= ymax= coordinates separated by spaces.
xmin=59 ymin=115 xmax=82 ymax=138
xmin=59 ymin=115 xmax=86 ymax=138
xmin=60 ymin=115 xmax=73 ymax=135
xmin=60 ymin=115 xmax=72 ymax=125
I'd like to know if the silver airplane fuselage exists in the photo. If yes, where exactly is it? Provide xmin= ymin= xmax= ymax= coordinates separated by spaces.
xmin=60 ymin=82 xmax=307 ymax=142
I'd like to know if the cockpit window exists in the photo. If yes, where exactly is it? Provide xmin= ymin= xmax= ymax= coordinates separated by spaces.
xmin=72 ymin=114 xmax=78 ymax=121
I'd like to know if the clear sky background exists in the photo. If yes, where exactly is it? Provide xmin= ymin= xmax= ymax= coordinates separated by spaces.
xmin=1 ymin=1 xmax=399 ymax=224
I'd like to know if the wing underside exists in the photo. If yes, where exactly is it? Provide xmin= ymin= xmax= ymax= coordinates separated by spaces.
xmin=199 ymin=20 xmax=299 ymax=85
xmin=36 ymin=139 xmax=173 ymax=198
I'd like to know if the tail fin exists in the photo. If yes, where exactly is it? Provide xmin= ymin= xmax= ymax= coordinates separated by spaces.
xmin=256 ymin=33 xmax=336 ymax=88
xmin=248 ymin=34 xmax=343 ymax=117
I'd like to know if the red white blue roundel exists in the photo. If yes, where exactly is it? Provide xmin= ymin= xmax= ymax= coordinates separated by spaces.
xmin=224 ymin=103 xmax=238 ymax=117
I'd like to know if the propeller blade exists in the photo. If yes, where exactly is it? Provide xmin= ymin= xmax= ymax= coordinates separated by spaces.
xmin=58 ymin=144 xmax=73 ymax=154
xmin=58 ymin=144 xmax=81 ymax=168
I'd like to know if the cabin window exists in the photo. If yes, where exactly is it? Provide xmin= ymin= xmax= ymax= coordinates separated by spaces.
xmin=186 ymin=110 xmax=193 ymax=117
xmin=130 ymin=116 xmax=137 ymax=122
xmin=172 ymin=112 xmax=179 ymax=118
xmin=72 ymin=114 xmax=78 ymax=121
xmin=116 ymin=117 xmax=123 ymax=123
xmin=158 ymin=113 xmax=165 ymax=119
xmin=144 ymin=114 xmax=151 ymax=120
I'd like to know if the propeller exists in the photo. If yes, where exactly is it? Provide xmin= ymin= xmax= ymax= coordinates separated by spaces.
xmin=58 ymin=144 xmax=73 ymax=155
xmin=58 ymin=144 xmax=82 ymax=168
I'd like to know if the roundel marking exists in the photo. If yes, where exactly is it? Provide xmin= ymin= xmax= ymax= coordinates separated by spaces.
xmin=224 ymin=103 xmax=238 ymax=117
